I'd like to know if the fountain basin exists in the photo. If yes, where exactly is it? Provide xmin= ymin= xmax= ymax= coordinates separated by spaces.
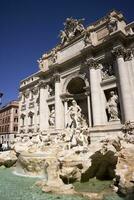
xmin=14 ymin=152 xmax=52 ymax=177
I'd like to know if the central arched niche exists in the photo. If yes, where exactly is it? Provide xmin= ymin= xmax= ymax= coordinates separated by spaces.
xmin=67 ymin=77 xmax=86 ymax=94
xmin=66 ymin=77 xmax=88 ymax=126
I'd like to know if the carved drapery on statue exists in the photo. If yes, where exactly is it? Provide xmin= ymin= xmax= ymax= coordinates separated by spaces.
xmin=59 ymin=17 xmax=85 ymax=45
xmin=48 ymin=106 xmax=55 ymax=127
xmin=106 ymin=91 xmax=120 ymax=121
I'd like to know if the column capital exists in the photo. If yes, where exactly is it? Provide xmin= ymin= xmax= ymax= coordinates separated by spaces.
xmin=38 ymin=80 xmax=48 ymax=89
xmin=112 ymin=46 xmax=125 ymax=59
xmin=85 ymin=58 xmax=100 ymax=70
xmin=124 ymin=49 xmax=134 ymax=61
xmin=112 ymin=47 xmax=134 ymax=61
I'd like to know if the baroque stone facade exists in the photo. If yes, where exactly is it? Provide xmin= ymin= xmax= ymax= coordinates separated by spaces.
xmin=18 ymin=10 xmax=134 ymax=142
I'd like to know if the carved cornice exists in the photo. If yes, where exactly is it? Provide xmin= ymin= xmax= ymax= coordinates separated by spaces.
xmin=84 ymin=58 xmax=100 ymax=70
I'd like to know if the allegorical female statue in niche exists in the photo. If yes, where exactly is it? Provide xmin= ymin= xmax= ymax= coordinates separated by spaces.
xmin=66 ymin=100 xmax=82 ymax=128
xmin=106 ymin=91 xmax=119 ymax=121
xmin=48 ymin=106 xmax=55 ymax=126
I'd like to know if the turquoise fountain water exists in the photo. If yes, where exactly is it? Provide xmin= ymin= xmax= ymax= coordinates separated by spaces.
xmin=0 ymin=167 xmax=86 ymax=200
xmin=0 ymin=167 xmax=127 ymax=200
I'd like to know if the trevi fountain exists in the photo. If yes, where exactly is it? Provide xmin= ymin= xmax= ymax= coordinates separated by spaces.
xmin=0 ymin=10 xmax=134 ymax=200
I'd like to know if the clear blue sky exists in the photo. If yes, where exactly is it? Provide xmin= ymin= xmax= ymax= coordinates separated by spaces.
xmin=0 ymin=0 xmax=134 ymax=105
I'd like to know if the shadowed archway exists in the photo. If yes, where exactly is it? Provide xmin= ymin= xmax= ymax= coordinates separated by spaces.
xmin=67 ymin=77 xmax=86 ymax=94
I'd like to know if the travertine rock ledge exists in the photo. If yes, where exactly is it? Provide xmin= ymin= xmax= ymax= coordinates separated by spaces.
xmin=0 ymin=150 xmax=17 ymax=167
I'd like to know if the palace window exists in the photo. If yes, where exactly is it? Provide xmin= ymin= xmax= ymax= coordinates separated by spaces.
xmin=15 ymin=109 xmax=18 ymax=114
xmin=30 ymin=90 xmax=34 ymax=101
xmin=14 ymin=126 xmax=18 ymax=132
xmin=28 ymin=111 xmax=34 ymax=126
xmin=20 ymin=114 xmax=25 ymax=126
xmin=14 ymin=117 xmax=18 ymax=122
xmin=7 ymin=116 xmax=10 ymax=123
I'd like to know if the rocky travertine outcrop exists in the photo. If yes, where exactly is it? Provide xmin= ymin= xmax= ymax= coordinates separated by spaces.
xmin=114 ymin=143 xmax=134 ymax=196
xmin=9 ymin=121 xmax=134 ymax=197
xmin=114 ymin=121 xmax=134 ymax=196
xmin=0 ymin=150 xmax=17 ymax=167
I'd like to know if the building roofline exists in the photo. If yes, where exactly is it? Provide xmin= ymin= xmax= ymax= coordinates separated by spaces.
xmin=20 ymin=71 xmax=39 ymax=83
xmin=0 ymin=100 xmax=19 ymax=112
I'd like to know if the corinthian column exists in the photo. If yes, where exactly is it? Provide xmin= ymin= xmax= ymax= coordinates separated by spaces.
xmin=88 ymin=58 xmax=107 ymax=126
xmin=112 ymin=46 xmax=134 ymax=122
xmin=127 ymin=49 xmax=134 ymax=101
xmin=39 ymin=81 xmax=49 ymax=131
xmin=54 ymin=74 xmax=64 ymax=129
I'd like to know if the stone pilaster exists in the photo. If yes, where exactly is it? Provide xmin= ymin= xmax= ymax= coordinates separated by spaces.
xmin=18 ymin=96 xmax=22 ymax=136
xmin=24 ymin=91 xmax=30 ymax=134
xmin=34 ymin=97 xmax=39 ymax=132
xmin=54 ymin=74 xmax=64 ymax=129
xmin=39 ymin=80 xmax=49 ymax=131
xmin=10 ymin=108 xmax=14 ymax=133
xmin=87 ymin=58 xmax=107 ymax=126
xmin=130 ymin=49 xmax=134 ymax=101
xmin=85 ymin=88 xmax=92 ymax=127
xmin=112 ymin=46 xmax=134 ymax=122
xmin=64 ymin=99 xmax=68 ymax=128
